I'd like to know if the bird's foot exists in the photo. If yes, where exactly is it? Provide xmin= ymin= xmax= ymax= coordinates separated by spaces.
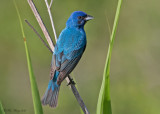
xmin=67 ymin=77 xmax=76 ymax=86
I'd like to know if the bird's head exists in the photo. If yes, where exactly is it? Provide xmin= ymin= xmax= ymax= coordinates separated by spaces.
xmin=66 ymin=11 xmax=93 ymax=28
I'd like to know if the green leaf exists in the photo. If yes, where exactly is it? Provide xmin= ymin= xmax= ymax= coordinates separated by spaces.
xmin=0 ymin=101 xmax=5 ymax=114
xmin=14 ymin=1 xmax=43 ymax=114
xmin=96 ymin=0 xmax=123 ymax=114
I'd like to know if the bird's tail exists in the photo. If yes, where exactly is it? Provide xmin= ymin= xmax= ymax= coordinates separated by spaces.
xmin=41 ymin=80 xmax=60 ymax=108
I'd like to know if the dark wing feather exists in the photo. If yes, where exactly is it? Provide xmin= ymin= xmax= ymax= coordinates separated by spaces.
xmin=50 ymin=49 xmax=83 ymax=83
xmin=57 ymin=54 xmax=83 ymax=85
xmin=50 ymin=53 xmax=61 ymax=80
xmin=56 ymin=45 xmax=86 ymax=85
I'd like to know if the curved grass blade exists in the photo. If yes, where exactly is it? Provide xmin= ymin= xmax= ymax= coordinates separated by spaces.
xmin=96 ymin=0 xmax=123 ymax=114
xmin=0 ymin=101 xmax=5 ymax=114
xmin=14 ymin=1 xmax=43 ymax=114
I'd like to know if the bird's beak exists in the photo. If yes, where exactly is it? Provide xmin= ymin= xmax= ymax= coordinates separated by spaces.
xmin=85 ymin=15 xmax=94 ymax=21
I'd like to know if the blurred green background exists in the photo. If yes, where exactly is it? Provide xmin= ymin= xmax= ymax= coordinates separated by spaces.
xmin=0 ymin=0 xmax=160 ymax=114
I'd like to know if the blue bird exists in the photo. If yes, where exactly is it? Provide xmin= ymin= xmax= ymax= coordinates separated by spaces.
xmin=41 ymin=11 xmax=93 ymax=108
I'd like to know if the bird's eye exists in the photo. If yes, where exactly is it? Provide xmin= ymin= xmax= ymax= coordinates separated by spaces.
xmin=78 ymin=16 xmax=83 ymax=19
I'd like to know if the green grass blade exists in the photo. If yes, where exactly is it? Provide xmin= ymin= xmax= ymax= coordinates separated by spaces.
xmin=14 ymin=1 xmax=43 ymax=114
xmin=23 ymin=33 xmax=43 ymax=114
xmin=96 ymin=0 xmax=123 ymax=114
xmin=0 ymin=101 xmax=5 ymax=114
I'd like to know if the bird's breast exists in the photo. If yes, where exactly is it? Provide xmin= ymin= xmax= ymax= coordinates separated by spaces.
xmin=56 ymin=27 xmax=86 ymax=53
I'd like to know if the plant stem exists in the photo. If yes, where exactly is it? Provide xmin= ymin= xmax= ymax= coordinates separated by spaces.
xmin=27 ymin=0 xmax=54 ymax=51
xmin=45 ymin=0 xmax=57 ymax=41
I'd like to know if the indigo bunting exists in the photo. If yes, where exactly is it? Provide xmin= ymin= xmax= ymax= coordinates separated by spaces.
xmin=42 ymin=11 xmax=93 ymax=107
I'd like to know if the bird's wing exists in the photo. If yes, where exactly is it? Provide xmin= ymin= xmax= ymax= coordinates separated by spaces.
xmin=50 ymin=46 xmax=85 ymax=82
xmin=56 ymin=46 xmax=86 ymax=85
xmin=50 ymin=44 xmax=64 ymax=80
xmin=50 ymin=53 xmax=59 ymax=80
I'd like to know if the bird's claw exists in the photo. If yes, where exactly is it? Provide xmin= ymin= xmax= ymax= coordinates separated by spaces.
xmin=67 ymin=78 xmax=76 ymax=86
